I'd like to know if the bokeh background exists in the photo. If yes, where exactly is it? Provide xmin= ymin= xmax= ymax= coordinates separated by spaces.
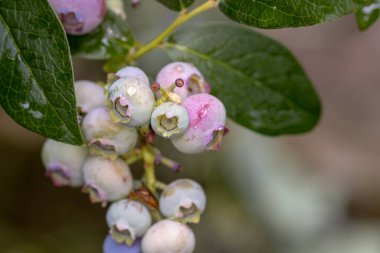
xmin=1 ymin=1 xmax=380 ymax=252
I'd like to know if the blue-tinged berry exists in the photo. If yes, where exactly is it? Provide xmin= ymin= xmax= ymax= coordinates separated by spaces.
xmin=159 ymin=179 xmax=206 ymax=224
xmin=41 ymin=139 xmax=88 ymax=187
xmin=82 ymin=156 xmax=133 ymax=205
xmin=172 ymin=94 xmax=227 ymax=154
xmin=106 ymin=200 xmax=152 ymax=245
xmin=107 ymin=77 xmax=155 ymax=127
xmin=103 ymin=235 xmax=142 ymax=253
xmin=155 ymin=62 xmax=209 ymax=100
xmin=116 ymin=66 xmax=149 ymax=85
xmin=82 ymin=107 xmax=138 ymax=159
xmin=49 ymin=0 xmax=106 ymax=35
xmin=141 ymin=219 xmax=195 ymax=253
xmin=74 ymin=80 xmax=106 ymax=118
xmin=151 ymin=102 xmax=189 ymax=139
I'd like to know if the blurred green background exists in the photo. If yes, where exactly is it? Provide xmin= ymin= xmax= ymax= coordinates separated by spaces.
xmin=1 ymin=1 xmax=380 ymax=252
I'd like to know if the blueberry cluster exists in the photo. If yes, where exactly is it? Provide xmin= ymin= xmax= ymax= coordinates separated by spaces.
xmin=41 ymin=62 xmax=228 ymax=253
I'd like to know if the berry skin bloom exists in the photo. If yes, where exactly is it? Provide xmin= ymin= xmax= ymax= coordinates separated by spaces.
xmin=82 ymin=156 xmax=133 ymax=205
xmin=172 ymin=94 xmax=227 ymax=154
xmin=155 ymin=62 xmax=209 ymax=100
xmin=49 ymin=0 xmax=106 ymax=35
xmin=159 ymin=179 xmax=206 ymax=224
xmin=116 ymin=66 xmax=150 ymax=85
xmin=41 ymin=139 xmax=88 ymax=187
xmin=81 ymin=107 xmax=138 ymax=159
xmin=107 ymin=77 xmax=155 ymax=127
xmin=74 ymin=80 xmax=106 ymax=118
xmin=106 ymin=200 xmax=152 ymax=245
xmin=151 ymin=102 xmax=189 ymax=139
xmin=141 ymin=219 xmax=195 ymax=253
xmin=103 ymin=235 xmax=142 ymax=253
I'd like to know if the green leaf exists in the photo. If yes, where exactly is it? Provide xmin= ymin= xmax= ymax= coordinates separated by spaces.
xmin=218 ymin=0 xmax=376 ymax=28
xmin=356 ymin=3 xmax=380 ymax=30
xmin=68 ymin=11 xmax=134 ymax=60
xmin=0 ymin=0 xmax=83 ymax=145
xmin=156 ymin=0 xmax=195 ymax=11
xmin=165 ymin=23 xmax=321 ymax=135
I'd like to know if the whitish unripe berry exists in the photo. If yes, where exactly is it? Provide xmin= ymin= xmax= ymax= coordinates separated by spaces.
xmin=107 ymin=77 xmax=155 ymax=127
xmin=172 ymin=94 xmax=227 ymax=154
xmin=49 ymin=0 xmax=106 ymax=35
xmin=81 ymin=107 xmax=137 ymax=159
xmin=151 ymin=102 xmax=189 ymax=139
xmin=74 ymin=80 xmax=106 ymax=117
xmin=156 ymin=62 xmax=209 ymax=100
xmin=116 ymin=66 xmax=149 ymax=84
xmin=106 ymin=200 xmax=152 ymax=245
xmin=103 ymin=235 xmax=142 ymax=253
xmin=41 ymin=139 xmax=88 ymax=187
xmin=141 ymin=219 xmax=195 ymax=253
xmin=82 ymin=156 xmax=133 ymax=205
xmin=159 ymin=179 xmax=206 ymax=224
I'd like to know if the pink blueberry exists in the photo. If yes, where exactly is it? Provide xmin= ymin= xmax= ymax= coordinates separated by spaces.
xmin=172 ymin=94 xmax=227 ymax=154
xmin=155 ymin=62 xmax=210 ymax=100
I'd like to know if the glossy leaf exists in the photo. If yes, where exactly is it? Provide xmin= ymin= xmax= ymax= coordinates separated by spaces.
xmin=156 ymin=0 xmax=195 ymax=11
xmin=165 ymin=23 xmax=321 ymax=135
xmin=68 ymin=11 xmax=134 ymax=60
xmin=219 ymin=0 xmax=376 ymax=28
xmin=0 ymin=0 xmax=83 ymax=145
xmin=356 ymin=3 xmax=380 ymax=30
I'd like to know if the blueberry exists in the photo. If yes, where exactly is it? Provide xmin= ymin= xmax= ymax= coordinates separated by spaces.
xmin=155 ymin=62 xmax=209 ymax=100
xmin=116 ymin=66 xmax=149 ymax=85
xmin=151 ymin=102 xmax=189 ymax=139
xmin=107 ymin=77 xmax=155 ymax=127
xmin=141 ymin=219 xmax=195 ymax=253
xmin=41 ymin=139 xmax=88 ymax=187
xmin=103 ymin=235 xmax=142 ymax=253
xmin=82 ymin=156 xmax=133 ymax=205
xmin=81 ymin=107 xmax=138 ymax=159
xmin=172 ymin=94 xmax=227 ymax=154
xmin=159 ymin=179 xmax=206 ymax=224
xmin=49 ymin=0 xmax=106 ymax=35
xmin=106 ymin=200 xmax=152 ymax=245
xmin=74 ymin=80 xmax=106 ymax=118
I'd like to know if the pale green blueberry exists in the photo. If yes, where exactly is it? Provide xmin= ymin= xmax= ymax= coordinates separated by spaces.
xmin=74 ymin=80 xmax=106 ymax=119
xmin=81 ymin=107 xmax=137 ymax=159
xmin=151 ymin=102 xmax=189 ymax=139
xmin=106 ymin=200 xmax=152 ymax=245
xmin=107 ymin=77 xmax=155 ymax=127
xmin=41 ymin=139 xmax=88 ymax=187
xmin=159 ymin=179 xmax=206 ymax=224
xmin=142 ymin=219 xmax=195 ymax=253
xmin=82 ymin=156 xmax=133 ymax=205
xmin=116 ymin=66 xmax=149 ymax=84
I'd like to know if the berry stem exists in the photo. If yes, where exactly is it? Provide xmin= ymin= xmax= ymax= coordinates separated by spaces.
xmin=142 ymin=145 xmax=157 ymax=193
xmin=154 ymin=181 xmax=168 ymax=190
xmin=127 ymin=0 xmax=218 ymax=62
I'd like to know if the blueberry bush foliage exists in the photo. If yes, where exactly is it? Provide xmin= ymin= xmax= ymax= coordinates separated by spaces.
xmin=1 ymin=0 xmax=379 ymax=252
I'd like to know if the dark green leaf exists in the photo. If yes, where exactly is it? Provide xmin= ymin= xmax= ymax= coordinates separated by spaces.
xmin=0 ymin=0 xmax=83 ymax=145
xmin=156 ymin=0 xmax=195 ymax=11
xmin=219 ymin=0 xmax=376 ymax=28
xmin=356 ymin=3 xmax=380 ymax=30
xmin=165 ymin=23 xmax=321 ymax=135
xmin=68 ymin=11 xmax=134 ymax=60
